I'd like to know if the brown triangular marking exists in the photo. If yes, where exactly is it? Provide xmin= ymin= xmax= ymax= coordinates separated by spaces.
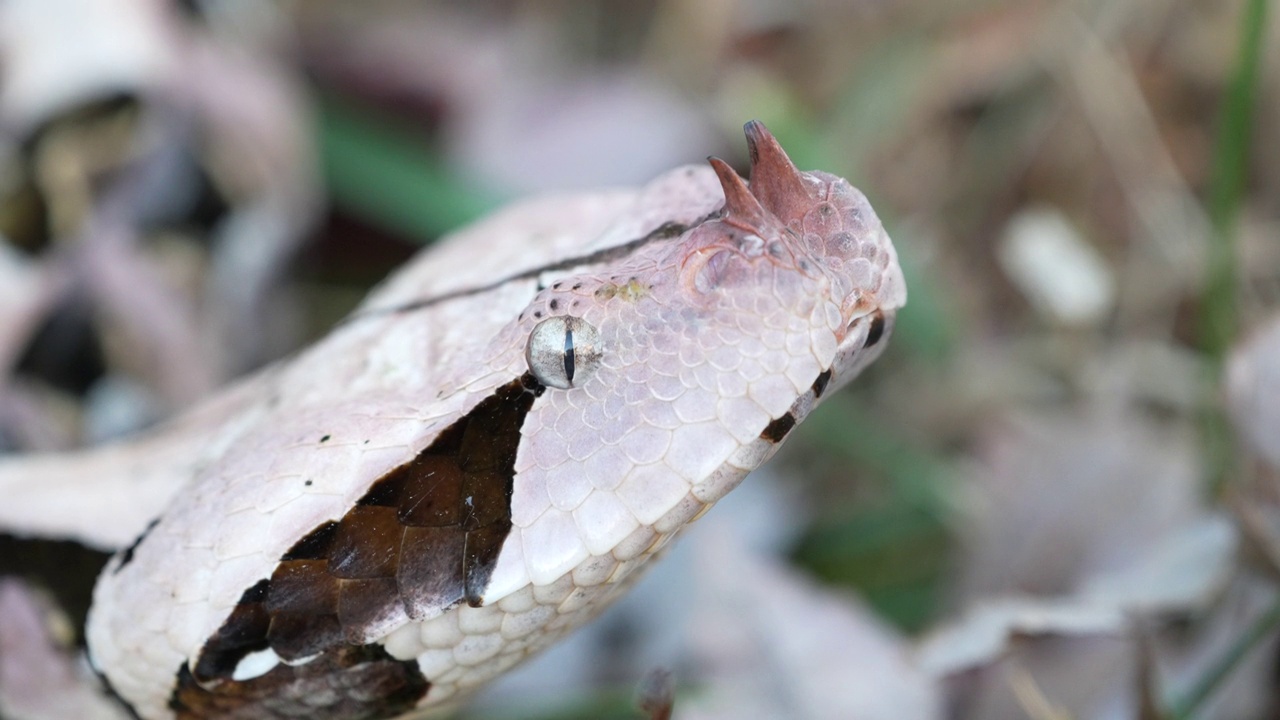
xmin=185 ymin=374 xmax=545 ymax=714
xmin=760 ymin=412 xmax=797 ymax=443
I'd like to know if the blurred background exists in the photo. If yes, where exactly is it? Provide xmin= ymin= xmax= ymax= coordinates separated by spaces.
xmin=0 ymin=0 xmax=1277 ymax=718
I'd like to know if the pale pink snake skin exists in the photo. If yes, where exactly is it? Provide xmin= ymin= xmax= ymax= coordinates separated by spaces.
xmin=0 ymin=122 xmax=905 ymax=719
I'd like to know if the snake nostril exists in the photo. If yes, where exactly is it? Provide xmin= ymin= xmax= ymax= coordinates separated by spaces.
xmin=863 ymin=311 xmax=886 ymax=348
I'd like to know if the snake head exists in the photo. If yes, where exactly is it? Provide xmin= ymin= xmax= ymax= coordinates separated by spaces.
xmin=82 ymin=119 xmax=908 ymax=719
xmin=683 ymin=121 xmax=907 ymax=393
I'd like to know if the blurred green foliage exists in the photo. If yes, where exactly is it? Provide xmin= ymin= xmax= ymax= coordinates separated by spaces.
xmin=318 ymin=98 xmax=502 ymax=243
xmin=1199 ymin=0 xmax=1268 ymax=503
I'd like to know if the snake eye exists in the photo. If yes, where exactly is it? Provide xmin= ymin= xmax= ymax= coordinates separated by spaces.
xmin=525 ymin=316 xmax=602 ymax=390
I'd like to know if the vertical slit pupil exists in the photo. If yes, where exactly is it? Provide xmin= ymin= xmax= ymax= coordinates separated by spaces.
xmin=563 ymin=328 xmax=576 ymax=384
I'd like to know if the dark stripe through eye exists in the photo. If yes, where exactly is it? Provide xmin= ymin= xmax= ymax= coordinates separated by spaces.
xmin=563 ymin=328 xmax=576 ymax=383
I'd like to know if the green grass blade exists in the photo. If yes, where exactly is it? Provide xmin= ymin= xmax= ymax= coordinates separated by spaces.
xmin=1200 ymin=0 xmax=1269 ymax=497
xmin=1200 ymin=0 xmax=1269 ymax=359
xmin=317 ymin=99 xmax=503 ymax=243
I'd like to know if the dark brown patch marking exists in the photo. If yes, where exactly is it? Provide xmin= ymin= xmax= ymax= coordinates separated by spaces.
xmin=192 ymin=580 xmax=271 ymax=679
xmin=281 ymin=522 xmax=339 ymax=562
xmin=811 ymin=369 xmax=832 ymax=399
xmin=185 ymin=375 xmax=545 ymax=714
xmin=760 ymin=413 xmax=797 ymax=443
xmin=171 ymin=646 xmax=427 ymax=720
